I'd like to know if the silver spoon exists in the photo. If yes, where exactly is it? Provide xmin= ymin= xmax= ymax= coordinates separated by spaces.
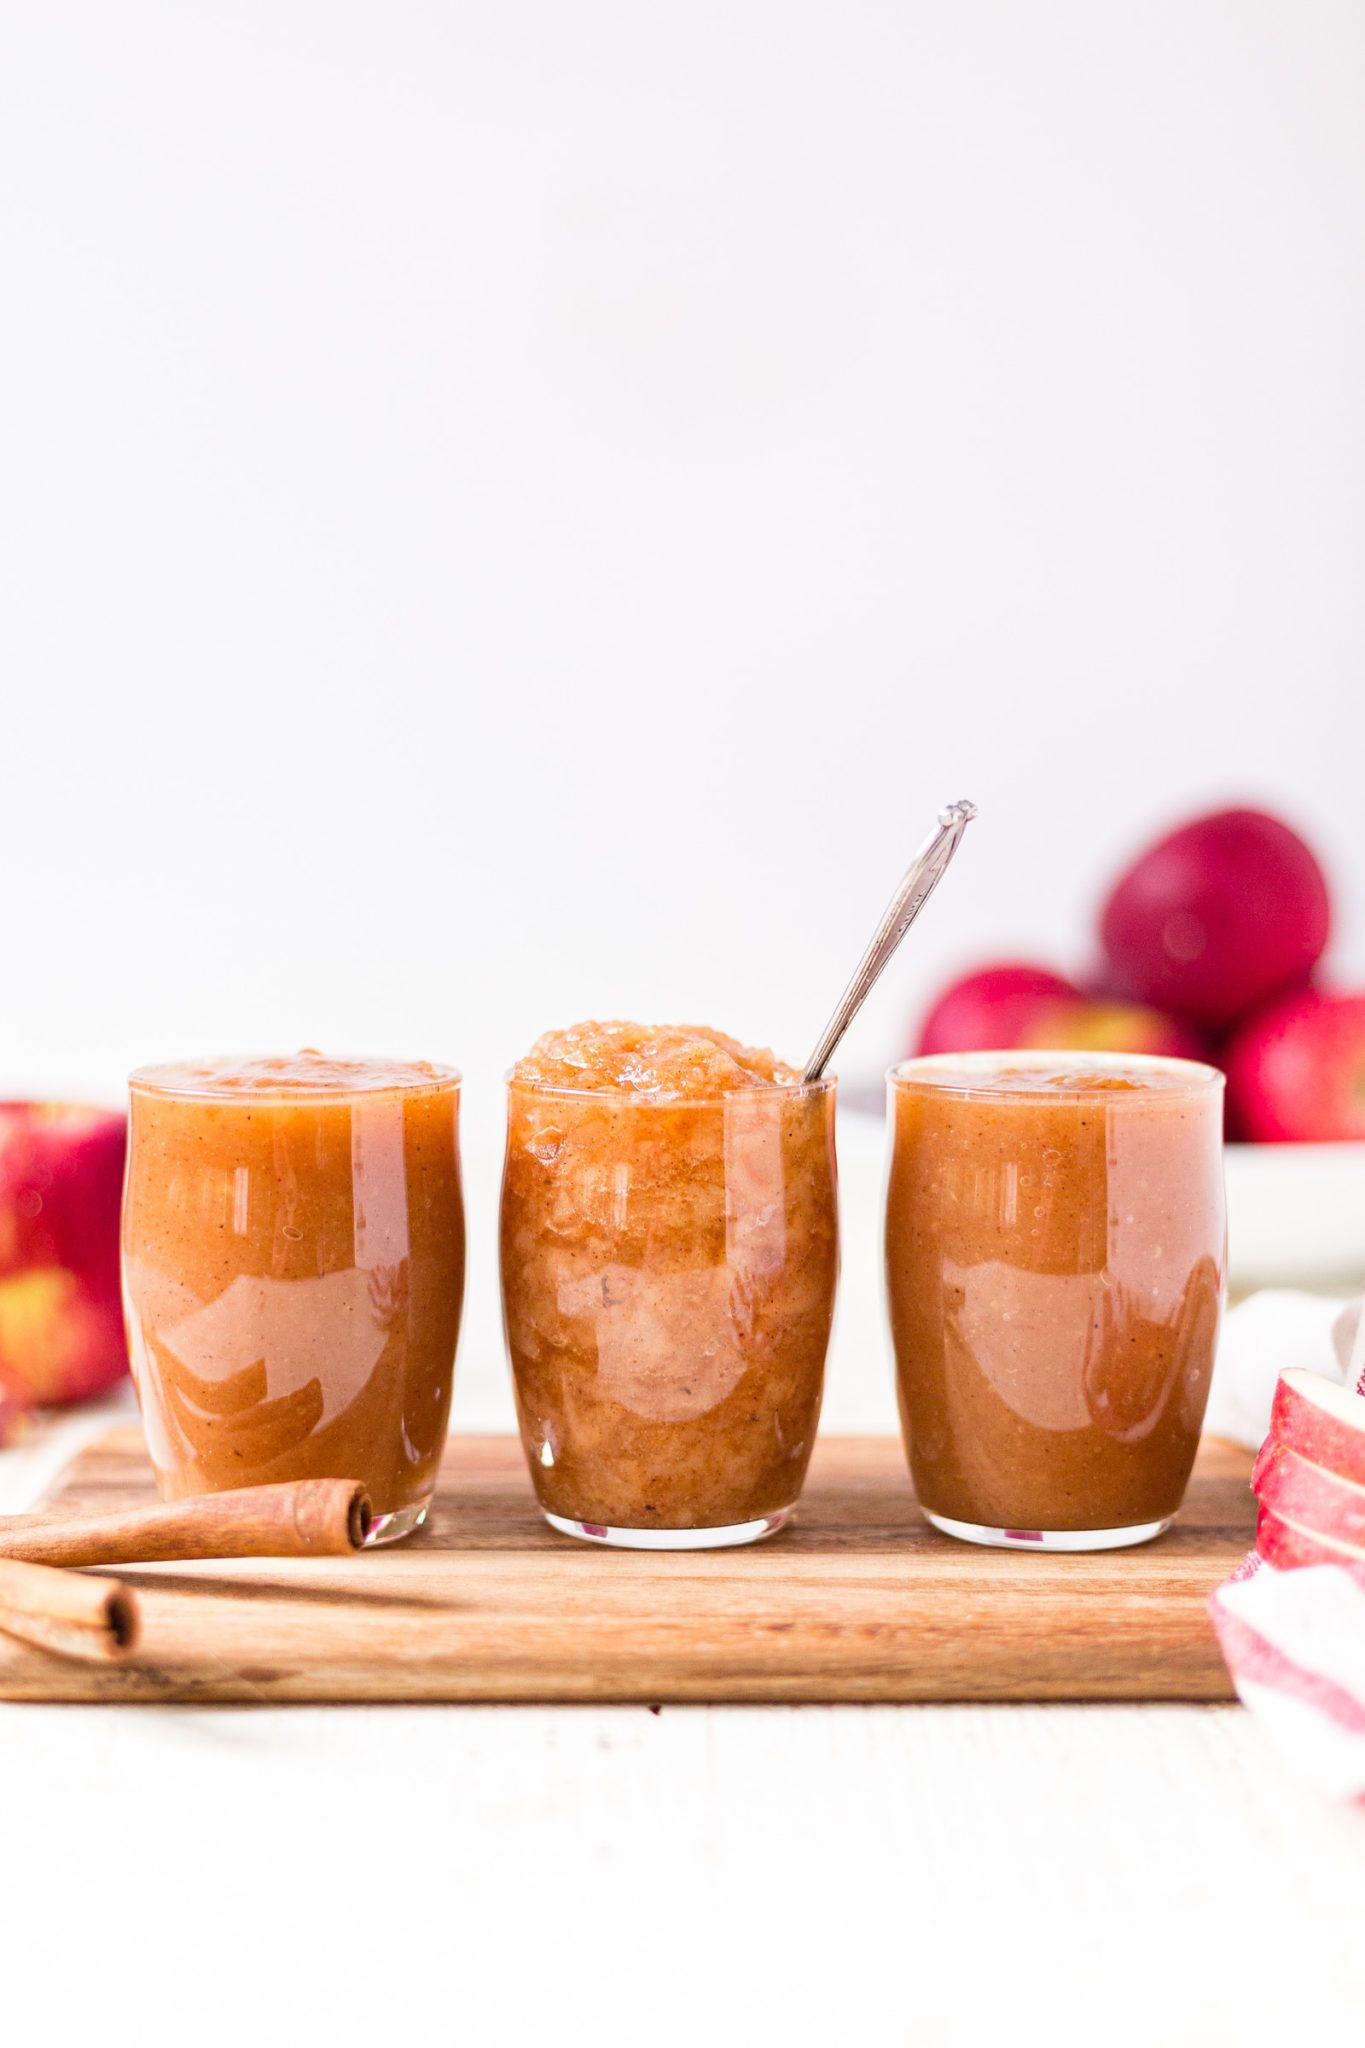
xmin=801 ymin=799 xmax=977 ymax=1083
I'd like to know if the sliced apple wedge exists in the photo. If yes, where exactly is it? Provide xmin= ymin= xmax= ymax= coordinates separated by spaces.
xmin=1251 ymin=1434 xmax=1278 ymax=1494
xmin=1256 ymin=1502 xmax=1365 ymax=1572
xmin=1255 ymin=1441 xmax=1365 ymax=1547
xmin=1267 ymin=1369 xmax=1365 ymax=1488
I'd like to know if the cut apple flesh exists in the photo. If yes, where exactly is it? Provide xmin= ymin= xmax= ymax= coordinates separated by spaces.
xmin=1268 ymin=1369 xmax=1365 ymax=1489
xmin=1256 ymin=1502 xmax=1365 ymax=1572
xmin=1255 ymin=1441 xmax=1365 ymax=1547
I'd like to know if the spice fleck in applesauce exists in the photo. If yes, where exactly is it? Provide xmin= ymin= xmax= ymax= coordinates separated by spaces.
xmin=886 ymin=1053 xmax=1226 ymax=1541
xmin=500 ymin=1023 xmax=839 ymax=1540
xmin=122 ymin=1052 xmax=464 ymax=1534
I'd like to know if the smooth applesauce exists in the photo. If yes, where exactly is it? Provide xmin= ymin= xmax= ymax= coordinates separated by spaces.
xmin=122 ymin=1052 xmax=464 ymax=1534
xmin=500 ymin=1023 xmax=839 ymax=1541
xmin=885 ymin=1052 xmax=1225 ymax=1542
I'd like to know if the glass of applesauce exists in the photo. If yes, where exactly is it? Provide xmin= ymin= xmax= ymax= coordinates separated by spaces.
xmin=500 ymin=1022 xmax=839 ymax=1548
xmin=122 ymin=1051 xmax=464 ymax=1545
xmin=885 ymin=1051 xmax=1225 ymax=1550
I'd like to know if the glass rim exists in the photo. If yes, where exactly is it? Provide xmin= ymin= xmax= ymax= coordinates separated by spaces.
xmin=886 ymin=1048 xmax=1225 ymax=1102
xmin=128 ymin=1055 xmax=463 ymax=1103
xmin=503 ymin=1067 xmax=837 ymax=1107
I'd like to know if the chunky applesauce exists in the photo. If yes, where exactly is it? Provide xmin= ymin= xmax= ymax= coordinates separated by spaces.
xmin=500 ymin=1022 xmax=838 ymax=1542
xmin=885 ymin=1052 xmax=1225 ymax=1543
xmin=122 ymin=1052 xmax=464 ymax=1538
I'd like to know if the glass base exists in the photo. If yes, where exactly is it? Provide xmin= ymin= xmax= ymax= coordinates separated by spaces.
xmin=363 ymin=1497 xmax=432 ymax=1548
xmin=542 ymin=1506 xmax=795 ymax=1551
xmin=923 ymin=1509 xmax=1172 ymax=1553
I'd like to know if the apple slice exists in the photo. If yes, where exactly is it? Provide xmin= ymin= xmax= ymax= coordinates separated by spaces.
xmin=1255 ymin=1441 xmax=1365 ymax=1547
xmin=1250 ymin=1433 xmax=1278 ymax=1494
xmin=1268 ymin=1369 xmax=1365 ymax=1488
xmin=1256 ymin=1502 xmax=1365 ymax=1572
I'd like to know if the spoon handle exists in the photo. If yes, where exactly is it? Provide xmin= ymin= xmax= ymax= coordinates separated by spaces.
xmin=801 ymin=799 xmax=977 ymax=1083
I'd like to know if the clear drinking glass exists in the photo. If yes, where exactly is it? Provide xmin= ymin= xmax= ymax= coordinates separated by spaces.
xmin=885 ymin=1051 xmax=1226 ymax=1550
xmin=500 ymin=1075 xmax=839 ymax=1548
xmin=122 ymin=1054 xmax=464 ymax=1545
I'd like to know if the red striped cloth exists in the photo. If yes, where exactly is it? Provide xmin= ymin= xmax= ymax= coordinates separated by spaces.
xmin=1211 ymin=1306 xmax=1365 ymax=1796
xmin=1210 ymin=1550 xmax=1365 ymax=1799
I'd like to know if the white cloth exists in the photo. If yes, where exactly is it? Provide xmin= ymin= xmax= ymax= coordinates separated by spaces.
xmin=1206 ymin=1289 xmax=1362 ymax=1449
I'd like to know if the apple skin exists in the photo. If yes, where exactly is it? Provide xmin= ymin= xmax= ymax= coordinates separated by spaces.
xmin=1250 ymin=1432 xmax=1280 ymax=1494
xmin=1255 ymin=1502 xmax=1365 ymax=1571
xmin=912 ymin=963 xmax=1207 ymax=1063
xmin=1267 ymin=1369 xmax=1365 ymax=1487
xmin=0 ymin=1104 xmax=129 ymax=1438
xmin=914 ymin=964 xmax=1080 ymax=1057
xmin=1098 ymin=807 xmax=1330 ymax=1034
xmin=1224 ymin=989 xmax=1365 ymax=1142
xmin=1255 ymin=1441 xmax=1365 ymax=1547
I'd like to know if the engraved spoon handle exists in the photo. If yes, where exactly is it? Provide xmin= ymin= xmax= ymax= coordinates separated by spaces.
xmin=801 ymin=799 xmax=977 ymax=1084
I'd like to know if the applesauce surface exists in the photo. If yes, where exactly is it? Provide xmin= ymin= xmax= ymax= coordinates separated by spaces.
xmin=132 ymin=1050 xmax=458 ymax=1097
xmin=893 ymin=1057 xmax=1212 ymax=1098
xmin=511 ymin=1021 xmax=798 ymax=1098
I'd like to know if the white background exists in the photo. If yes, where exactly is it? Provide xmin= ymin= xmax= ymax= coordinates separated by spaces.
xmin=3 ymin=11 xmax=1365 ymax=2042
xmin=2 ymin=1 xmax=1363 ymax=1121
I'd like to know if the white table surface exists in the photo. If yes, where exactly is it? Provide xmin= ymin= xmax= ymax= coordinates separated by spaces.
xmin=3 ymin=1112 xmax=1362 ymax=2046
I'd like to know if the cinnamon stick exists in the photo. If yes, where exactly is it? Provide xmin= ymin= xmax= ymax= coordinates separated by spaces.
xmin=0 ymin=1477 xmax=372 ymax=1568
xmin=0 ymin=1559 xmax=140 ymax=1662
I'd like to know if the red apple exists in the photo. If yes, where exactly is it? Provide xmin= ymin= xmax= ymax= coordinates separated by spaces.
xmin=1255 ymin=1502 xmax=1365 ymax=1571
xmin=1267 ymin=1369 xmax=1365 ymax=1487
xmin=1255 ymin=1440 xmax=1365 ymax=1547
xmin=1224 ymin=989 xmax=1365 ymax=1142
xmin=913 ymin=964 xmax=1207 ymax=1062
xmin=0 ymin=1103 xmax=128 ymax=1438
xmin=915 ymin=963 xmax=1081 ymax=1056
xmin=1098 ymin=808 xmax=1330 ymax=1033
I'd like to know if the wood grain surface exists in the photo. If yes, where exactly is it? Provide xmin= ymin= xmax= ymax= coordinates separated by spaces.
xmin=0 ymin=1428 xmax=1255 ymax=1703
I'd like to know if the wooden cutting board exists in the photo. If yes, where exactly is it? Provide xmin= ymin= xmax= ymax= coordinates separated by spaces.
xmin=0 ymin=1427 xmax=1254 ymax=1703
